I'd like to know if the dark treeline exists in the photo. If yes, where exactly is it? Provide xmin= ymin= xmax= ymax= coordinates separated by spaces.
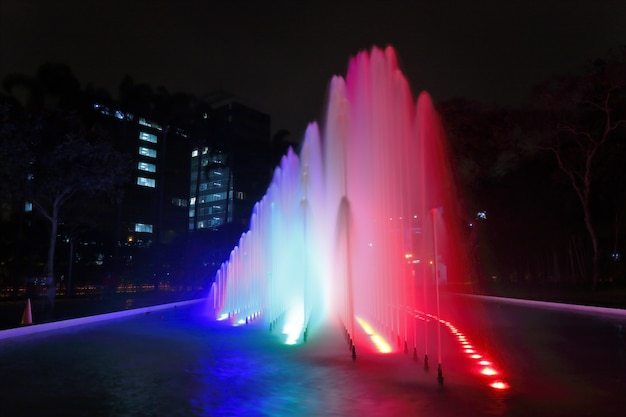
xmin=2 ymin=47 xmax=626 ymax=297
xmin=439 ymin=46 xmax=626 ymax=291
xmin=0 ymin=63 xmax=289 ymax=298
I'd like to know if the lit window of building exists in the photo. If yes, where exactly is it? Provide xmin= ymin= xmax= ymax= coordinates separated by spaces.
xmin=139 ymin=131 xmax=158 ymax=143
xmin=24 ymin=202 xmax=32 ymax=212
xmin=138 ymin=162 xmax=156 ymax=173
xmin=139 ymin=147 xmax=157 ymax=158
xmin=137 ymin=177 xmax=156 ymax=188
xmin=134 ymin=223 xmax=153 ymax=233
xmin=138 ymin=118 xmax=162 ymax=131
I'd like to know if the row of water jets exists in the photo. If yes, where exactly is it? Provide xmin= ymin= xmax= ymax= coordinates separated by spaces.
xmin=208 ymin=46 xmax=469 ymax=386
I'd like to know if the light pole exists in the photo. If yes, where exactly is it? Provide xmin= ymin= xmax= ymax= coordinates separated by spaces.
xmin=431 ymin=207 xmax=444 ymax=386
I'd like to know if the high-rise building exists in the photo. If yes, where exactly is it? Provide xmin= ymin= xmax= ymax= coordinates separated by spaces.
xmin=189 ymin=100 xmax=272 ymax=233
xmin=188 ymin=99 xmax=272 ymax=277
xmin=91 ymin=103 xmax=191 ymax=285
xmin=91 ymin=97 xmax=272 ymax=285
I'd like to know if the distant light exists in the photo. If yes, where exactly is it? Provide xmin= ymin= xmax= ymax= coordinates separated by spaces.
xmin=478 ymin=360 xmax=491 ymax=366
xmin=471 ymin=354 xmax=482 ymax=359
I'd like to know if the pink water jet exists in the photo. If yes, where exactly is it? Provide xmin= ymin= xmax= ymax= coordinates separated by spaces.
xmin=209 ymin=46 xmax=469 ymax=354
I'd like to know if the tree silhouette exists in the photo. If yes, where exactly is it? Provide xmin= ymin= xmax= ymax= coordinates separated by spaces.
xmin=1 ymin=93 xmax=131 ymax=302
xmin=533 ymin=48 xmax=626 ymax=288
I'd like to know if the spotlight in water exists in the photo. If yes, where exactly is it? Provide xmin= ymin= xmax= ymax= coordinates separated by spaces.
xmin=355 ymin=316 xmax=392 ymax=353
xmin=490 ymin=381 xmax=509 ymax=390
xmin=480 ymin=367 xmax=498 ymax=376
xmin=282 ymin=308 xmax=305 ymax=345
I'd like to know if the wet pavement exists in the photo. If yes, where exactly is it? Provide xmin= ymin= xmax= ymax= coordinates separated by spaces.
xmin=0 ymin=295 xmax=625 ymax=416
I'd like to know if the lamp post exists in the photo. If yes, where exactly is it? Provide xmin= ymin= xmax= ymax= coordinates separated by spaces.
xmin=431 ymin=207 xmax=444 ymax=386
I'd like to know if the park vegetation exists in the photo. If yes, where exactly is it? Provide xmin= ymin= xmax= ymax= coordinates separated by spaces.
xmin=1 ymin=48 xmax=626 ymax=297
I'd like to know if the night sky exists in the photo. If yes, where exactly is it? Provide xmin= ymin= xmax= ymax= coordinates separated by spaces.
xmin=2 ymin=0 xmax=626 ymax=140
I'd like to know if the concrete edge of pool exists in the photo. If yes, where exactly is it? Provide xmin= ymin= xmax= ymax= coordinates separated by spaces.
xmin=464 ymin=294 xmax=626 ymax=317
xmin=0 ymin=298 xmax=206 ymax=340
xmin=2 ymin=294 xmax=625 ymax=342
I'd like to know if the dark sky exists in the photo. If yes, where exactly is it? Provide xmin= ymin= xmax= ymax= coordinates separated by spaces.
xmin=2 ymin=0 xmax=626 ymax=140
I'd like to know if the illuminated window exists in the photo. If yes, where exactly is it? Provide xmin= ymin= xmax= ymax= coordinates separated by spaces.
xmin=139 ymin=147 xmax=157 ymax=158
xmin=236 ymin=191 xmax=246 ymax=200
xmin=24 ymin=202 xmax=32 ymax=212
xmin=138 ymin=118 xmax=162 ymax=130
xmin=137 ymin=177 xmax=156 ymax=188
xmin=138 ymin=162 xmax=156 ymax=172
xmin=171 ymin=197 xmax=187 ymax=207
xmin=207 ymin=192 xmax=226 ymax=202
xmin=94 ymin=103 xmax=111 ymax=116
xmin=191 ymin=149 xmax=198 ymax=157
xmin=134 ymin=223 xmax=153 ymax=233
xmin=189 ymin=197 xmax=196 ymax=206
xmin=139 ymin=131 xmax=158 ymax=143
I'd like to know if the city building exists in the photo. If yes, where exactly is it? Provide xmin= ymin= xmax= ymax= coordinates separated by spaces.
xmin=189 ymin=99 xmax=273 ymax=276
xmin=91 ymin=96 xmax=273 ymax=286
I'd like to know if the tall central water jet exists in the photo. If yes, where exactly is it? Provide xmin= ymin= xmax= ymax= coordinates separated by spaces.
xmin=210 ymin=46 xmax=467 ymax=354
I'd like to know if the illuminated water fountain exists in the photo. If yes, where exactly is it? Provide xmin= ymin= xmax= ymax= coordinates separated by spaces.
xmin=210 ymin=46 xmax=472 ymax=375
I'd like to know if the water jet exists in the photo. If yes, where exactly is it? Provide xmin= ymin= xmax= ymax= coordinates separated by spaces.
xmin=209 ymin=46 xmax=467 ymax=359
